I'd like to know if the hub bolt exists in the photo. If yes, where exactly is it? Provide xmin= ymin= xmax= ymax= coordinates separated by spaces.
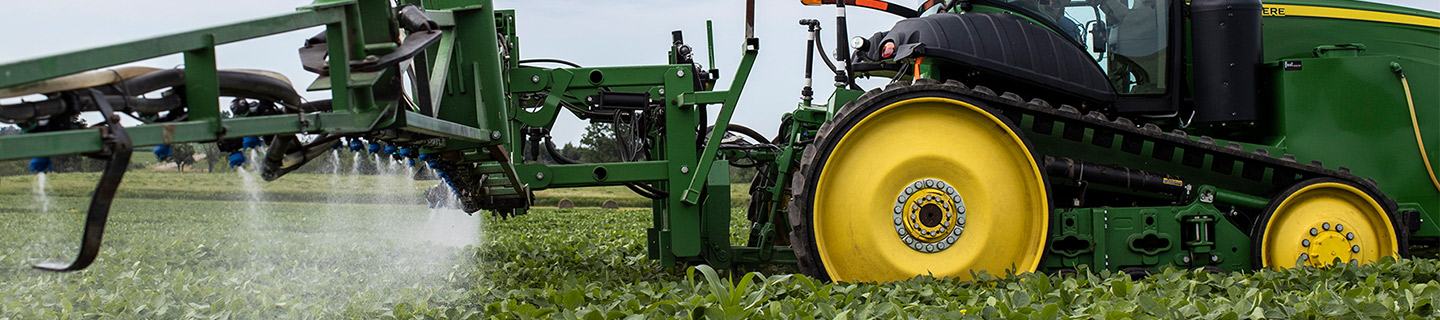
xmin=1346 ymin=232 xmax=1355 ymax=240
xmin=1336 ymin=224 xmax=1344 ymax=232
xmin=1310 ymin=228 xmax=1319 ymax=236
xmin=1351 ymin=245 xmax=1361 ymax=253
xmin=1300 ymin=253 xmax=1310 ymax=261
xmin=1301 ymin=239 xmax=1310 ymax=247
xmin=1323 ymin=222 xmax=1331 ymax=231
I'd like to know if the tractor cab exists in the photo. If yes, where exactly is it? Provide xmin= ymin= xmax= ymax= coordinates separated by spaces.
xmin=926 ymin=0 xmax=1179 ymax=96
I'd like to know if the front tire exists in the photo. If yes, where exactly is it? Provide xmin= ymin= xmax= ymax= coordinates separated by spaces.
xmin=788 ymin=80 xmax=1051 ymax=282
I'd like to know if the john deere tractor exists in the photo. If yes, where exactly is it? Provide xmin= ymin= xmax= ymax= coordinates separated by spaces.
xmin=778 ymin=0 xmax=1438 ymax=281
xmin=0 ymin=0 xmax=1434 ymax=282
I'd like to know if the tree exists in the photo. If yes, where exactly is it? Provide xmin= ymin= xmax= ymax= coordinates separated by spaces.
xmin=200 ymin=143 xmax=223 ymax=173
xmin=578 ymin=122 xmax=628 ymax=162
xmin=171 ymin=144 xmax=197 ymax=172
xmin=559 ymin=142 xmax=585 ymax=163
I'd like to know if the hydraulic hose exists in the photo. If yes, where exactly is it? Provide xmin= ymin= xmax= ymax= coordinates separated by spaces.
xmin=1395 ymin=67 xmax=1440 ymax=192
xmin=518 ymin=58 xmax=582 ymax=68
xmin=544 ymin=138 xmax=580 ymax=165
xmin=118 ymin=69 xmax=302 ymax=107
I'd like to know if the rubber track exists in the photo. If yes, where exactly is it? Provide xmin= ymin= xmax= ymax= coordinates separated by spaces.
xmin=786 ymin=79 xmax=1399 ymax=281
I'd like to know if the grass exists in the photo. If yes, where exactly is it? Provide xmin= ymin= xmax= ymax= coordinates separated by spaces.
xmin=1 ymin=171 xmax=1438 ymax=318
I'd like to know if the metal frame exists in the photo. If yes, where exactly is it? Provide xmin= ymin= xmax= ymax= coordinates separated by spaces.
xmin=0 ymin=0 xmax=778 ymax=270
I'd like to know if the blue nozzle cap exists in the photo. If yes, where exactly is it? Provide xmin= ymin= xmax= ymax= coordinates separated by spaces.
xmin=383 ymin=145 xmax=398 ymax=155
xmin=349 ymin=139 xmax=364 ymax=152
xmin=227 ymin=151 xmax=247 ymax=168
xmin=28 ymin=157 xmax=53 ymax=173
xmin=153 ymin=144 xmax=174 ymax=161
xmin=397 ymin=147 xmax=421 ymax=159
xmin=242 ymin=136 xmax=263 ymax=149
xmin=368 ymin=142 xmax=383 ymax=153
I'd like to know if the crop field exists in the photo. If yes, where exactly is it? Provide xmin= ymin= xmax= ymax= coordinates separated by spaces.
xmin=1 ymin=171 xmax=1439 ymax=318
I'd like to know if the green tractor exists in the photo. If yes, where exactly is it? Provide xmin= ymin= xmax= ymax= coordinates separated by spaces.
xmin=779 ymin=0 xmax=1438 ymax=281
xmin=0 ymin=0 xmax=1434 ymax=283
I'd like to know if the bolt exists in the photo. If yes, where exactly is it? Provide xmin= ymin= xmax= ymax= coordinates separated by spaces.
xmin=1300 ymin=253 xmax=1310 ymax=261
xmin=1323 ymin=222 xmax=1331 ymax=230
xmin=676 ymin=69 xmax=686 ymax=78
xmin=1351 ymin=245 xmax=1360 ymax=253
xmin=535 ymin=172 xmax=545 ymax=180
xmin=490 ymin=130 xmax=502 ymax=140
xmin=1350 ymin=259 xmax=1358 ymax=264
xmin=1211 ymin=255 xmax=1220 ymax=263
xmin=1310 ymin=228 xmax=1319 ymax=236
xmin=658 ymin=88 xmax=666 ymax=95
xmin=1302 ymin=239 xmax=1311 ymax=247
xmin=1346 ymin=232 xmax=1355 ymax=240
xmin=1182 ymin=255 xmax=1191 ymax=263
xmin=1336 ymin=224 xmax=1344 ymax=232
xmin=680 ymin=165 xmax=690 ymax=174
xmin=530 ymin=75 xmax=541 ymax=83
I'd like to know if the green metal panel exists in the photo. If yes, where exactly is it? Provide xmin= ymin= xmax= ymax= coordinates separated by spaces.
xmin=517 ymin=162 xmax=670 ymax=189
xmin=826 ymin=88 xmax=865 ymax=119
xmin=399 ymin=111 xmax=489 ymax=142
xmin=701 ymin=161 xmax=733 ymax=267
xmin=454 ymin=1 xmax=510 ymax=143
xmin=182 ymin=47 xmax=222 ymax=134
xmin=663 ymin=66 xmax=703 ymax=258
xmin=1042 ymin=202 xmax=1252 ymax=273
xmin=1269 ymin=55 xmax=1440 ymax=237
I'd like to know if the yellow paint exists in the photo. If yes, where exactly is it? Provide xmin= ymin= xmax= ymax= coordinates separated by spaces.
xmin=812 ymin=97 xmax=1048 ymax=282
xmin=1303 ymin=221 xmax=1355 ymax=268
xmin=1263 ymin=4 xmax=1440 ymax=28
xmin=1259 ymin=182 xmax=1399 ymax=269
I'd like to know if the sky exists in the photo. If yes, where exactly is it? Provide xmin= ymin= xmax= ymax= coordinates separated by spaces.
xmin=1 ymin=0 xmax=1436 ymax=144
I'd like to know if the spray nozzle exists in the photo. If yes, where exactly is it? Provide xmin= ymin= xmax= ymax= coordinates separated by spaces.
xmin=28 ymin=157 xmax=54 ymax=174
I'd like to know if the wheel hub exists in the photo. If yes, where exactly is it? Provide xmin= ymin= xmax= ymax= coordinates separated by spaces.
xmin=1299 ymin=221 xmax=1359 ymax=267
xmin=893 ymin=178 xmax=966 ymax=253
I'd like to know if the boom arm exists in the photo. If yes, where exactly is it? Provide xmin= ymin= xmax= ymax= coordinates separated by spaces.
xmin=0 ymin=0 xmax=767 ymax=271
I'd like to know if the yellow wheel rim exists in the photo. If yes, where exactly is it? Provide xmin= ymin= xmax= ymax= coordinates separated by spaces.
xmin=1259 ymin=182 xmax=1399 ymax=268
xmin=813 ymin=97 xmax=1049 ymax=282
